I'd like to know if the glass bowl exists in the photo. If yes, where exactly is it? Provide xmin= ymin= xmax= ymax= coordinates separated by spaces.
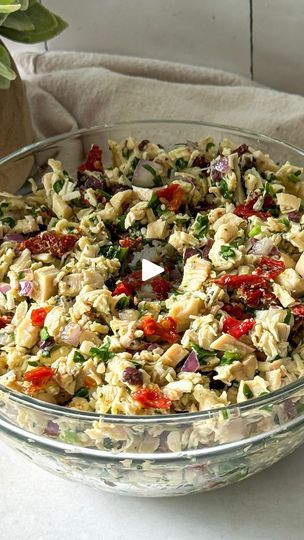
xmin=1 ymin=120 xmax=304 ymax=497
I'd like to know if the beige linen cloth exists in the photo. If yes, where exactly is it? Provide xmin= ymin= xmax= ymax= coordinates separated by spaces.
xmin=6 ymin=50 xmax=304 ymax=190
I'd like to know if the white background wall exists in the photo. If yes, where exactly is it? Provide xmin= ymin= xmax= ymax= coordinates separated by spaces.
xmin=6 ymin=0 xmax=304 ymax=95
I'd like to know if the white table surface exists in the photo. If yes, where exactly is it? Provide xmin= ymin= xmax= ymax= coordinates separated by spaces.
xmin=0 ymin=441 xmax=303 ymax=540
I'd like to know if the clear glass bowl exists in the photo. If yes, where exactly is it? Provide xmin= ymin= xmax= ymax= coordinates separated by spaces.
xmin=1 ymin=120 xmax=304 ymax=497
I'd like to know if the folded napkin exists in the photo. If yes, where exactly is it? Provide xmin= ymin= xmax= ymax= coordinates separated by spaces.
xmin=2 ymin=50 xmax=302 ymax=193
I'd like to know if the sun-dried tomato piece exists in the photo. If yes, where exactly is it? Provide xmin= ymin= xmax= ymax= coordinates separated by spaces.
xmin=292 ymin=305 xmax=304 ymax=317
xmin=131 ymin=386 xmax=172 ymax=409
xmin=157 ymin=183 xmax=185 ymax=212
xmin=222 ymin=315 xmax=255 ymax=338
xmin=222 ymin=304 xmax=246 ymax=320
xmin=31 ymin=307 xmax=49 ymax=327
xmin=78 ymin=144 xmax=104 ymax=174
xmin=140 ymin=315 xmax=179 ymax=343
xmin=24 ymin=366 xmax=54 ymax=392
xmin=21 ymin=232 xmax=78 ymax=258
xmin=150 ymin=276 xmax=172 ymax=300
xmin=213 ymin=274 xmax=267 ymax=288
xmin=119 ymin=237 xmax=141 ymax=249
xmin=255 ymin=256 xmax=285 ymax=280
xmin=234 ymin=195 xmax=270 ymax=221
xmin=112 ymin=283 xmax=133 ymax=297
xmin=0 ymin=315 xmax=12 ymax=329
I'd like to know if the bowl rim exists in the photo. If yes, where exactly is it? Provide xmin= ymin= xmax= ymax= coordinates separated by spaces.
xmin=1 ymin=118 xmax=304 ymax=425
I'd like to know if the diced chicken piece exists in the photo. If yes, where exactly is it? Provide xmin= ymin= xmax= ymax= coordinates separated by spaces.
xmin=159 ymin=344 xmax=188 ymax=367
xmin=193 ymin=385 xmax=228 ymax=410
xmin=295 ymin=252 xmax=304 ymax=278
xmin=213 ymin=212 xmax=245 ymax=231
xmin=44 ymin=307 xmax=66 ymax=338
xmin=146 ymin=219 xmax=169 ymax=240
xmin=208 ymin=241 xmax=243 ymax=271
xmin=214 ymin=223 xmax=239 ymax=243
xmin=52 ymin=193 xmax=73 ymax=219
xmin=180 ymin=255 xmax=211 ymax=291
xmin=168 ymin=231 xmax=200 ymax=253
xmin=110 ymin=189 xmax=133 ymax=212
xmin=10 ymin=249 xmax=31 ymax=272
xmin=13 ymin=216 xmax=39 ymax=234
xmin=214 ymin=353 xmax=258 ymax=384
xmin=32 ymin=265 xmax=58 ymax=302
xmin=276 ymin=268 xmax=304 ymax=297
xmin=280 ymin=252 xmax=296 ymax=269
xmin=272 ymin=283 xmax=295 ymax=307
xmin=163 ymin=380 xmax=193 ymax=400
xmin=211 ymin=334 xmax=254 ymax=355
xmin=168 ymin=297 xmax=203 ymax=332
xmin=265 ymin=368 xmax=283 ymax=391
xmin=125 ymin=201 xmax=147 ymax=229
xmin=289 ymin=231 xmax=304 ymax=251
xmin=58 ymin=273 xmax=82 ymax=296
xmin=276 ymin=192 xmax=301 ymax=213
xmin=15 ymin=312 xmax=40 ymax=348
xmin=133 ymin=186 xmax=154 ymax=201
xmin=237 ymin=376 xmax=269 ymax=402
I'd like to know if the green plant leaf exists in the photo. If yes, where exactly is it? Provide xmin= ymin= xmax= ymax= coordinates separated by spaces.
xmin=2 ymin=10 xmax=34 ymax=30
xmin=0 ymin=42 xmax=16 ymax=88
xmin=0 ymin=2 xmax=68 ymax=43
xmin=0 ymin=2 xmax=21 ymax=14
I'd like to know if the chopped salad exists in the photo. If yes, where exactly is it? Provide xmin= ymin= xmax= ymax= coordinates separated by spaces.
xmin=1 ymin=136 xmax=304 ymax=415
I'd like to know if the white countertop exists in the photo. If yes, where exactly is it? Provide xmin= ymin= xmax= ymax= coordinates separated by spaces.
xmin=1 ymin=441 xmax=303 ymax=540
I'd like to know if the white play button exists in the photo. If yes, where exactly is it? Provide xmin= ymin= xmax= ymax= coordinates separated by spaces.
xmin=141 ymin=258 xmax=164 ymax=281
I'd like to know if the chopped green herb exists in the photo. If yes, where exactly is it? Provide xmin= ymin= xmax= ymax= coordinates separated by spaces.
xmin=152 ymin=175 xmax=163 ymax=187
xmin=0 ymin=202 xmax=9 ymax=208
xmin=243 ymin=383 xmax=254 ymax=399
xmin=175 ymin=157 xmax=188 ymax=171
xmin=89 ymin=340 xmax=114 ymax=363
xmin=1 ymin=217 xmax=15 ymax=228
xmin=221 ymin=409 xmax=229 ymax=420
xmin=219 ymin=179 xmax=232 ymax=200
xmin=142 ymin=163 xmax=157 ymax=176
xmin=288 ymin=171 xmax=301 ymax=183
xmin=105 ymin=245 xmax=129 ymax=262
xmin=96 ymin=188 xmax=111 ymax=200
xmin=248 ymin=224 xmax=261 ymax=237
xmin=284 ymin=309 xmax=292 ymax=325
xmin=193 ymin=214 xmax=208 ymax=238
xmin=280 ymin=217 xmax=290 ymax=228
xmin=131 ymin=157 xmax=139 ymax=169
xmin=191 ymin=343 xmax=216 ymax=365
xmin=17 ymin=271 xmax=25 ymax=280
xmin=264 ymin=181 xmax=275 ymax=198
xmin=103 ymin=437 xmax=114 ymax=449
xmin=59 ymin=430 xmax=78 ymax=444
xmin=269 ymin=207 xmax=280 ymax=217
xmin=220 ymin=351 xmax=241 ymax=365
xmin=31 ymin=207 xmax=38 ymax=217
xmin=73 ymin=351 xmax=86 ymax=363
xmin=115 ymin=214 xmax=126 ymax=233
xmin=53 ymin=179 xmax=65 ymax=193
xmin=28 ymin=360 xmax=38 ymax=367
xmin=122 ymin=147 xmax=131 ymax=159
xmin=40 ymin=327 xmax=49 ymax=341
xmin=115 ymin=295 xmax=130 ymax=310
xmin=147 ymin=192 xmax=159 ymax=209
xmin=206 ymin=142 xmax=215 ymax=152
xmin=74 ymin=387 xmax=89 ymax=398
xmin=220 ymin=245 xmax=236 ymax=260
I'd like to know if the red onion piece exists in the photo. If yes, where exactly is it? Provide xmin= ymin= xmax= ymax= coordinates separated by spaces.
xmin=44 ymin=420 xmax=60 ymax=437
xmin=235 ymin=144 xmax=249 ymax=156
xmin=213 ymin=156 xmax=229 ymax=173
xmin=133 ymin=160 xmax=163 ymax=187
xmin=60 ymin=323 xmax=82 ymax=347
xmin=181 ymin=350 xmax=200 ymax=372
xmin=0 ymin=283 xmax=10 ymax=294
xmin=147 ymin=343 xmax=161 ymax=352
xmin=201 ymin=239 xmax=214 ymax=259
xmin=250 ymin=237 xmax=274 ymax=255
xmin=19 ymin=281 xmax=34 ymax=297
xmin=4 ymin=233 xmax=24 ymax=243
xmin=288 ymin=211 xmax=301 ymax=222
